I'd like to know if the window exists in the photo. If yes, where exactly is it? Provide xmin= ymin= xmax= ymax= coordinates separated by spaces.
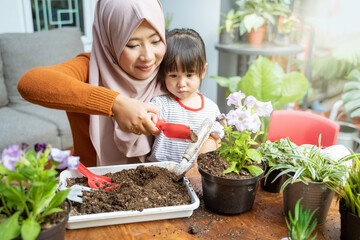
xmin=31 ymin=0 xmax=84 ymax=34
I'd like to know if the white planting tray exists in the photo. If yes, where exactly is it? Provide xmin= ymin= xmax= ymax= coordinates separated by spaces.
xmin=58 ymin=161 xmax=200 ymax=229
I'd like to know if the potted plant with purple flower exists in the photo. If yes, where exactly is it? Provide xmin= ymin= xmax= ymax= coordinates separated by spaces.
xmin=197 ymin=90 xmax=273 ymax=215
xmin=0 ymin=143 xmax=79 ymax=240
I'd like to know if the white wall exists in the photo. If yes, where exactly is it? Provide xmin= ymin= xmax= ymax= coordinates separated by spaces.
xmin=160 ymin=0 xmax=221 ymax=103
xmin=0 ymin=0 xmax=33 ymax=33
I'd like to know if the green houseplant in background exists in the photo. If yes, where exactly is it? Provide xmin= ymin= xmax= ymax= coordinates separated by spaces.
xmin=267 ymin=142 xmax=352 ymax=225
xmin=342 ymin=68 xmax=360 ymax=118
xmin=0 ymin=143 xmax=79 ymax=240
xmin=218 ymin=9 xmax=241 ymax=44
xmin=274 ymin=14 xmax=300 ymax=46
xmin=258 ymin=137 xmax=297 ymax=193
xmin=306 ymin=32 xmax=360 ymax=85
xmin=283 ymin=198 xmax=318 ymax=240
xmin=327 ymin=153 xmax=360 ymax=239
xmin=212 ymin=56 xmax=309 ymax=141
xmin=236 ymin=0 xmax=290 ymax=44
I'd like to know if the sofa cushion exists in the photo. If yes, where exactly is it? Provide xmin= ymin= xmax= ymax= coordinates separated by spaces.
xmin=12 ymin=103 xmax=73 ymax=149
xmin=0 ymin=107 xmax=61 ymax=153
xmin=0 ymin=54 xmax=8 ymax=107
xmin=0 ymin=27 xmax=84 ymax=104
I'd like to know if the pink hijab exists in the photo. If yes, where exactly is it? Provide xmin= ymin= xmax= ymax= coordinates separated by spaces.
xmin=89 ymin=0 xmax=166 ymax=166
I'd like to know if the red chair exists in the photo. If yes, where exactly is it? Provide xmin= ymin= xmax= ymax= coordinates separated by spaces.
xmin=267 ymin=110 xmax=340 ymax=147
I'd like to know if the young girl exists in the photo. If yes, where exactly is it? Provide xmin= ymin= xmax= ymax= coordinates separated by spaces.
xmin=148 ymin=28 xmax=223 ymax=164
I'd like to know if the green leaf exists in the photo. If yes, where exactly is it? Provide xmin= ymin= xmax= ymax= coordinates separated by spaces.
xmin=46 ymin=189 xmax=70 ymax=210
xmin=223 ymin=162 xmax=237 ymax=174
xmin=342 ymin=69 xmax=360 ymax=118
xmin=213 ymin=76 xmax=231 ymax=88
xmin=21 ymin=218 xmax=41 ymax=240
xmin=241 ymin=13 xmax=265 ymax=34
xmin=0 ymin=211 xmax=21 ymax=240
xmin=244 ymin=165 xmax=264 ymax=176
xmin=275 ymin=72 xmax=308 ymax=110
xmin=31 ymin=181 xmax=46 ymax=187
xmin=6 ymin=172 xmax=27 ymax=184
xmin=343 ymin=81 xmax=360 ymax=92
xmin=238 ymin=56 xmax=283 ymax=104
xmin=0 ymin=164 xmax=9 ymax=175
xmin=346 ymin=69 xmax=360 ymax=80
xmin=212 ymin=76 xmax=241 ymax=93
xmin=2 ymin=187 xmax=26 ymax=206
xmin=342 ymin=90 xmax=360 ymax=103
xmin=286 ymin=198 xmax=318 ymax=240
xmin=351 ymin=108 xmax=360 ymax=118
xmin=211 ymin=56 xmax=309 ymax=111
xmin=246 ymin=149 xmax=262 ymax=163
xmin=40 ymin=207 xmax=63 ymax=219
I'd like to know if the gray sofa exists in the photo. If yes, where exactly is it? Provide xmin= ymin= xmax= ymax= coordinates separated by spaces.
xmin=0 ymin=27 xmax=84 ymax=152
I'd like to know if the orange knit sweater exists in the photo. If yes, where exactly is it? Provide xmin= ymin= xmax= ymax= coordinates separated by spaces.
xmin=17 ymin=53 xmax=120 ymax=167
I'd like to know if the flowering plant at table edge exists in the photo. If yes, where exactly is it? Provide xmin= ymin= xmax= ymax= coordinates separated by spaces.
xmin=0 ymin=143 xmax=80 ymax=240
xmin=217 ymin=90 xmax=273 ymax=176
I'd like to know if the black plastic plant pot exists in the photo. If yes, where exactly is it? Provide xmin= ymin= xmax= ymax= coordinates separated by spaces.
xmin=261 ymin=167 xmax=286 ymax=193
xmin=14 ymin=199 xmax=72 ymax=240
xmin=283 ymin=181 xmax=334 ymax=225
xmin=37 ymin=199 xmax=71 ymax=240
xmin=198 ymin=166 xmax=264 ymax=215
xmin=339 ymin=199 xmax=360 ymax=240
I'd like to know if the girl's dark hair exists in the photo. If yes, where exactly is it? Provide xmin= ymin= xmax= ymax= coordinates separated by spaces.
xmin=159 ymin=28 xmax=207 ymax=87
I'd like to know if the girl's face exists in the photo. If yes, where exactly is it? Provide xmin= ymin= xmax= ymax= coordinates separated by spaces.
xmin=165 ymin=61 xmax=207 ymax=100
xmin=119 ymin=21 xmax=166 ymax=80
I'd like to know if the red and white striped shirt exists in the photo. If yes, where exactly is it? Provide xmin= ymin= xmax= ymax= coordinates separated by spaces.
xmin=148 ymin=93 xmax=223 ymax=164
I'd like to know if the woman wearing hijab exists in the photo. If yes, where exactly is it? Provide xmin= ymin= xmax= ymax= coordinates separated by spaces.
xmin=17 ymin=0 xmax=167 ymax=167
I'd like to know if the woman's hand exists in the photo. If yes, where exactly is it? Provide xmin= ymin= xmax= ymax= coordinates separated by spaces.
xmin=112 ymin=95 xmax=161 ymax=136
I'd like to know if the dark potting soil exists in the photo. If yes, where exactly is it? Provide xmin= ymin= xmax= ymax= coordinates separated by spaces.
xmin=41 ymin=200 xmax=69 ymax=230
xmin=197 ymin=150 xmax=264 ymax=179
xmin=66 ymin=165 xmax=191 ymax=215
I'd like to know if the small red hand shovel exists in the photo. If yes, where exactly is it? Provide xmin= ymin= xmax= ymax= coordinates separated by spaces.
xmin=155 ymin=119 xmax=198 ymax=143
xmin=77 ymin=162 xmax=121 ymax=191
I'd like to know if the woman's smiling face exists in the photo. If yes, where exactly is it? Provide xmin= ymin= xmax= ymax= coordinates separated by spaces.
xmin=119 ymin=20 xmax=166 ymax=80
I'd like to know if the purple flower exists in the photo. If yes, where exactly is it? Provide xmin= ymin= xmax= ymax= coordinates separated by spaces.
xmin=50 ymin=148 xmax=80 ymax=170
xmin=244 ymin=96 xmax=273 ymax=117
xmin=226 ymin=109 xmax=261 ymax=133
xmin=1 ymin=145 xmax=24 ymax=171
xmin=21 ymin=142 xmax=29 ymax=150
xmin=227 ymin=91 xmax=245 ymax=108
xmin=226 ymin=109 xmax=250 ymax=131
xmin=34 ymin=142 xmax=47 ymax=153
xmin=246 ymin=112 xmax=261 ymax=133
xmin=50 ymin=148 xmax=71 ymax=163
xmin=66 ymin=156 xmax=80 ymax=170
xmin=225 ymin=109 xmax=242 ymax=127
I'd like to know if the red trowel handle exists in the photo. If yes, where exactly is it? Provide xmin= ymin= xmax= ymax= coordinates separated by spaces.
xmin=155 ymin=119 xmax=197 ymax=142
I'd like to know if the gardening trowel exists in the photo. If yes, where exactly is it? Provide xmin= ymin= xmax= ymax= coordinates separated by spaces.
xmin=67 ymin=184 xmax=93 ymax=203
xmin=166 ymin=118 xmax=213 ymax=180
xmin=156 ymin=119 xmax=198 ymax=143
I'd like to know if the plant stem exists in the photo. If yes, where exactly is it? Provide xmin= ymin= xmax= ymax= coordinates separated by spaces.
xmin=19 ymin=180 xmax=31 ymax=217
xmin=0 ymin=195 xmax=11 ymax=216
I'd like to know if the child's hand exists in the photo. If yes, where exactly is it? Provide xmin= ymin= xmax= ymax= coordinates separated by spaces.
xmin=148 ymin=112 xmax=161 ymax=135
